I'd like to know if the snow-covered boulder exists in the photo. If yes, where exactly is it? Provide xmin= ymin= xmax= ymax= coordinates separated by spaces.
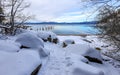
xmin=73 ymin=63 xmax=104 ymax=75
xmin=37 ymin=31 xmax=59 ymax=44
xmin=62 ymin=39 xmax=75 ymax=47
xmin=0 ymin=40 xmax=20 ymax=52
xmin=15 ymin=32 xmax=44 ymax=49
xmin=66 ymin=53 xmax=104 ymax=75
xmin=15 ymin=32 xmax=50 ymax=57
xmin=64 ymin=44 xmax=103 ymax=64
xmin=64 ymin=44 xmax=90 ymax=55
xmin=0 ymin=50 xmax=41 ymax=75
xmin=38 ymin=46 xmax=50 ymax=57
xmin=82 ymin=47 xmax=103 ymax=64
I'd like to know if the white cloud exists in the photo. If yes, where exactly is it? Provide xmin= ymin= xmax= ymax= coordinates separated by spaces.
xmin=52 ymin=11 xmax=94 ymax=22
xmin=25 ymin=0 xmax=97 ymax=22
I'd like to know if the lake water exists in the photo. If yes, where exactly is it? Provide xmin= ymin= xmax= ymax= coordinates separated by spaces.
xmin=27 ymin=24 xmax=100 ymax=35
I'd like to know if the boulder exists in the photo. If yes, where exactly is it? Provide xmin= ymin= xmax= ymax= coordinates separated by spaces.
xmin=63 ymin=39 xmax=75 ymax=47
xmin=37 ymin=31 xmax=59 ymax=44
xmin=15 ymin=32 xmax=44 ymax=49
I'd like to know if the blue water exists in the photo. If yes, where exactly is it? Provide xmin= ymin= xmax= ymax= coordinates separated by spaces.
xmin=27 ymin=24 xmax=99 ymax=35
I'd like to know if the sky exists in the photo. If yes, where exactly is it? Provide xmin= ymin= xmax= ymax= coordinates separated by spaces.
xmin=25 ymin=0 xmax=119 ymax=22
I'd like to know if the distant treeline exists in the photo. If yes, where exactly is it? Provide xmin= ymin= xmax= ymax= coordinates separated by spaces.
xmin=23 ymin=21 xmax=98 ymax=25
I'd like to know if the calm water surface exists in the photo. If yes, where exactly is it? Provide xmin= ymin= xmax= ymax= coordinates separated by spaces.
xmin=27 ymin=24 xmax=100 ymax=35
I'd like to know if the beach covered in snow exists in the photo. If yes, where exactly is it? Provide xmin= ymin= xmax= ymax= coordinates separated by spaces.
xmin=0 ymin=30 xmax=120 ymax=75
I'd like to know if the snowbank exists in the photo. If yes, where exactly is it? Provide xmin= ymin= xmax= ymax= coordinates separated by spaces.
xmin=0 ymin=34 xmax=8 ymax=40
xmin=15 ymin=29 xmax=28 ymax=35
xmin=0 ymin=50 xmax=41 ymax=75
xmin=0 ymin=40 xmax=20 ymax=52
xmin=72 ymin=62 xmax=104 ymax=75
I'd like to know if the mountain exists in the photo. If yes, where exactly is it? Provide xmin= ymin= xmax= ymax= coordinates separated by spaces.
xmin=24 ymin=21 xmax=98 ymax=25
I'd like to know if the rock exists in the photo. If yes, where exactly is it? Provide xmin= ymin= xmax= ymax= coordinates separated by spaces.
xmin=20 ymin=45 xmax=30 ymax=49
xmin=95 ymin=47 xmax=101 ymax=51
xmin=63 ymin=42 xmax=67 ymax=47
xmin=31 ymin=64 xmax=42 ymax=75
xmin=15 ymin=32 xmax=44 ymax=49
xmin=37 ymin=31 xmax=59 ymax=44
xmin=63 ymin=39 xmax=75 ymax=47
xmin=38 ymin=47 xmax=50 ymax=57
xmin=82 ymin=39 xmax=92 ymax=43
xmin=82 ymin=48 xmax=103 ymax=64
xmin=47 ymin=35 xmax=52 ymax=42
xmin=84 ymin=56 xmax=103 ymax=64
xmin=53 ymin=38 xmax=58 ymax=44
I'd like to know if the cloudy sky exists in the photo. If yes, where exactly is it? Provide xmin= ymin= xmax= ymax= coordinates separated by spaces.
xmin=25 ymin=0 xmax=115 ymax=22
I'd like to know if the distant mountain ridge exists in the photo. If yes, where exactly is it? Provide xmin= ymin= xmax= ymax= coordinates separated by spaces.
xmin=24 ymin=21 xmax=98 ymax=25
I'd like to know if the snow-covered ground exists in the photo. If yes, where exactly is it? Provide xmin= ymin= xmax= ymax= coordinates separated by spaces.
xmin=0 ymin=31 xmax=120 ymax=75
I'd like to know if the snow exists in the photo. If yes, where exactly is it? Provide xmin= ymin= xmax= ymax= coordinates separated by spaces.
xmin=62 ymin=39 xmax=75 ymax=47
xmin=38 ymin=46 xmax=50 ymax=57
xmin=15 ymin=32 xmax=51 ymax=58
xmin=64 ymin=44 xmax=90 ymax=55
xmin=15 ymin=32 xmax=44 ymax=48
xmin=15 ymin=29 xmax=28 ymax=35
xmin=0 ymin=34 xmax=8 ymax=40
xmin=0 ymin=50 xmax=41 ymax=75
xmin=0 ymin=31 xmax=120 ymax=75
xmin=63 ymin=39 xmax=75 ymax=44
xmin=0 ymin=40 xmax=20 ymax=52
xmin=38 ymin=42 xmax=120 ymax=75
xmin=37 ymin=31 xmax=59 ymax=43
xmin=38 ymin=35 xmax=120 ymax=75
xmin=37 ymin=31 xmax=57 ymax=40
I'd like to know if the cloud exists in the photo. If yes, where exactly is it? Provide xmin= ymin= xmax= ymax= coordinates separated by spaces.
xmin=25 ymin=0 xmax=98 ymax=22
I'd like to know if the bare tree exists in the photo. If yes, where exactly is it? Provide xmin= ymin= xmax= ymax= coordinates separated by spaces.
xmin=96 ymin=4 xmax=120 ymax=61
xmin=2 ymin=0 xmax=30 ymax=35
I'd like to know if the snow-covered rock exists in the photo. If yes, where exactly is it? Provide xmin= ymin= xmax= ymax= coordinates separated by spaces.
xmin=64 ymin=44 xmax=103 ymax=64
xmin=15 ymin=32 xmax=50 ymax=57
xmin=64 ymin=53 xmax=104 ymax=75
xmin=0 ymin=50 xmax=41 ymax=75
xmin=62 ymin=39 xmax=75 ymax=47
xmin=38 ymin=46 xmax=50 ymax=58
xmin=64 ymin=44 xmax=90 ymax=55
xmin=15 ymin=32 xmax=44 ymax=49
xmin=73 ymin=63 xmax=104 ymax=75
xmin=0 ymin=40 xmax=20 ymax=52
xmin=82 ymin=47 xmax=103 ymax=61
xmin=37 ymin=31 xmax=59 ymax=44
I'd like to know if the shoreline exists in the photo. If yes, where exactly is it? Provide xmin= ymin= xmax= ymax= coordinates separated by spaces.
xmin=57 ymin=34 xmax=101 ymax=36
